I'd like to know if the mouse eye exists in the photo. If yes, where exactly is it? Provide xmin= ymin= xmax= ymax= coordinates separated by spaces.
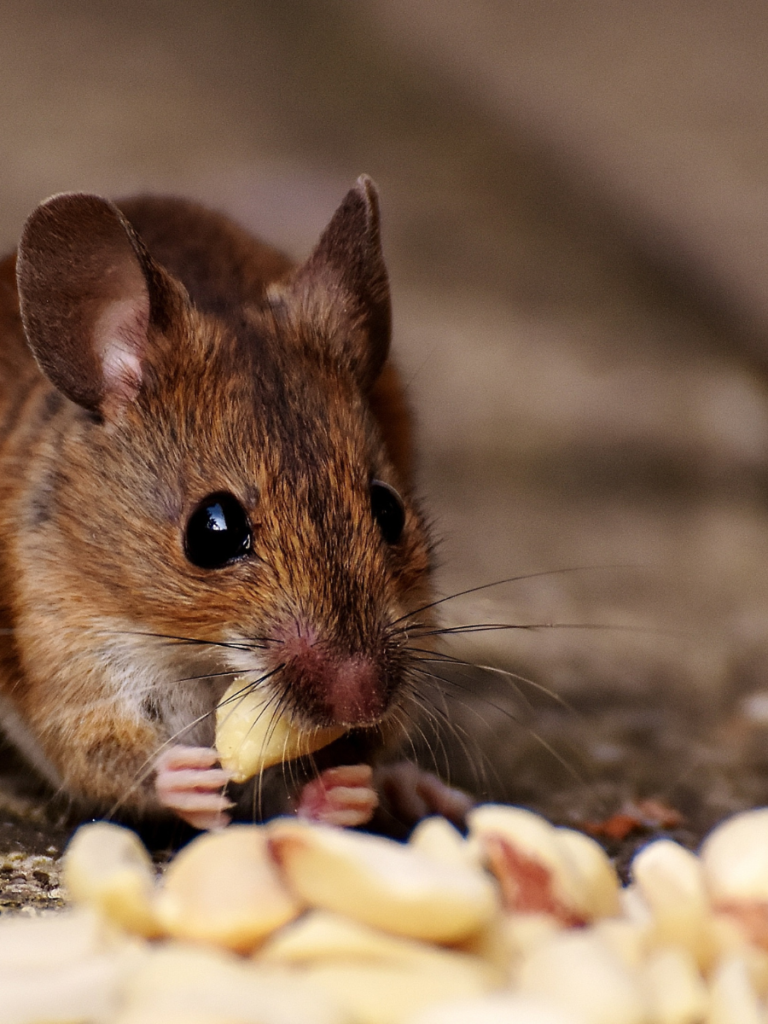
xmin=370 ymin=480 xmax=405 ymax=545
xmin=185 ymin=492 xmax=252 ymax=569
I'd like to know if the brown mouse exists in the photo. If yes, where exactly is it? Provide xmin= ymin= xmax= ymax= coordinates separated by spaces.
xmin=0 ymin=176 xmax=471 ymax=832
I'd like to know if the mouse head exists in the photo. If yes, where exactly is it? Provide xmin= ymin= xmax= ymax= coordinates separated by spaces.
xmin=15 ymin=179 xmax=434 ymax=738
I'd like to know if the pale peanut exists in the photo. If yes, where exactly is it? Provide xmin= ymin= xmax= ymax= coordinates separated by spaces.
xmin=63 ymin=822 xmax=160 ymax=937
xmin=215 ymin=677 xmax=344 ymax=783
xmin=268 ymin=819 xmax=498 ymax=943
xmin=155 ymin=825 xmax=302 ymax=952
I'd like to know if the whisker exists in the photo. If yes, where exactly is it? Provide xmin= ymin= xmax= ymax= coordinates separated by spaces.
xmin=410 ymin=681 xmax=493 ymax=796
xmin=253 ymin=695 xmax=290 ymax=800
xmin=407 ymin=621 xmax=686 ymax=639
xmin=407 ymin=671 xmax=502 ymax=797
xmin=400 ymin=691 xmax=445 ymax=782
xmin=173 ymin=669 xmax=247 ymax=684
xmin=415 ymin=665 xmax=586 ymax=787
xmin=386 ymin=565 xmax=631 ymax=630
xmin=241 ymin=687 xmax=287 ymax=822
xmin=409 ymin=663 xmax=523 ymax=733
xmin=407 ymin=646 xmax=579 ymax=717
xmin=305 ymin=749 xmax=322 ymax=794
xmin=215 ymin=666 xmax=285 ymax=712
xmin=117 ymin=629 xmax=280 ymax=652
xmin=408 ymin=648 xmax=535 ymax=719
xmin=282 ymin=715 xmax=302 ymax=799
xmin=395 ymin=704 xmax=421 ymax=770
xmin=400 ymin=682 xmax=456 ymax=786
xmin=471 ymin=661 xmax=579 ymax=716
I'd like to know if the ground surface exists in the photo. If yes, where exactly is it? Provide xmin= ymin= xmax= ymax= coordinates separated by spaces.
xmin=3 ymin=1 xmax=768 ymax=907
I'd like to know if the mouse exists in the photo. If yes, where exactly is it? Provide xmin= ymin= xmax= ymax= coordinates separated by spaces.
xmin=0 ymin=176 xmax=472 ymax=833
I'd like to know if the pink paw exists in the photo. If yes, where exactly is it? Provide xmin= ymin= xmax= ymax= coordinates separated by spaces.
xmin=296 ymin=764 xmax=379 ymax=828
xmin=155 ymin=745 xmax=234 ymax=831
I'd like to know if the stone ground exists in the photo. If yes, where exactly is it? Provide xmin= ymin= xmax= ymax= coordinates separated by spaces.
xmin=4 ymin=0 xmax=768 ymax=907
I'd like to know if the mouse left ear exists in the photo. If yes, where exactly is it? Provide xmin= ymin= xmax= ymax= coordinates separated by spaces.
xmin=16 ymin=192 xmax=178 ymax=418
xmin=277 ymin=175 xmax=391 ymax=389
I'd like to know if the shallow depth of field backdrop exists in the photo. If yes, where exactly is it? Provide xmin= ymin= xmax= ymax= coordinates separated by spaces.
xmin=3 ymin=0 xmax=768 ymax=872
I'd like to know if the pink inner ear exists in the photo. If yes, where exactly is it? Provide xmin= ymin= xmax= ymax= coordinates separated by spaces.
xmin=93 ymin=293 xmax=149 ymax=408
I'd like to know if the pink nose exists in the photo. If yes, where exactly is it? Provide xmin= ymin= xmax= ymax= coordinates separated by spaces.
xmin=279 ymin=636 xmax=385 ymax=726
xmin=325 ymin=655 xmax=382 ymax=724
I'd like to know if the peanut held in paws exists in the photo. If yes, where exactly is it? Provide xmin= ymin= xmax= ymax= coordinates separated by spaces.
xmin=215 ymin=678 xmax=345 ymax=783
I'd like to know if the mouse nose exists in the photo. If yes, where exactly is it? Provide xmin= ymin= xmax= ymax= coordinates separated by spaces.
xmin=324 ymin=654 xmax=383 ymax=725
xmin=277 ymin=636 xmax=389 ymax=727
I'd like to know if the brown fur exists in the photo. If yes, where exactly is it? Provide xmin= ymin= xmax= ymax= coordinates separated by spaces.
xmin=0 ymin=179 xmax=433 ymax=817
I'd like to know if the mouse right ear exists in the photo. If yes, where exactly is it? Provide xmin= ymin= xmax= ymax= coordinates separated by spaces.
xmin=275 ymin=175 xmax=391 ymax=391
xmin=16 ymin=193 xmax=177 ymax=418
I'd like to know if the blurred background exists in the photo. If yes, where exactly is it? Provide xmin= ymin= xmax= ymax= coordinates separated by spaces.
xmin=5 ymin=0 xmax=768 ymax=840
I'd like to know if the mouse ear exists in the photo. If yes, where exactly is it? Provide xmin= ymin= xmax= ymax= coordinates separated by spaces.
xmin=16 ymin=192 xmax=174 ymax=417
xmin=281 ymin=175 xmax=391 ymax=389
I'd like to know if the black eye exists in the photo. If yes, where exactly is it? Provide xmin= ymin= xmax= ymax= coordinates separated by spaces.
xmin=370 ymin=480 xmax=405 ymax=545
xmin=185 ymin=492 xmax=252 ymax=569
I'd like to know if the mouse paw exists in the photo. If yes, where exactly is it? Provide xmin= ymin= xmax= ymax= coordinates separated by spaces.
xmin=155 ymin=745 xmax=234 ymax=831
xmin=376 ymin=762 xmax=475 ymax=829
xmin=296 ymin=764 xmax=379 ymax=828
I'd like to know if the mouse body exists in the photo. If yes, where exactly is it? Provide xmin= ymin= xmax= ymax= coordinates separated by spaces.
xmin=0 ymin=177 xmax=464 ymax=831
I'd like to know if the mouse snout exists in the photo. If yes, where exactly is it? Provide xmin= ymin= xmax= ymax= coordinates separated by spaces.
xmin=277 ymin=634 xmax=391 ymax=728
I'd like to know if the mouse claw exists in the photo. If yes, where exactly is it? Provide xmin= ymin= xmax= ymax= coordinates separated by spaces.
xmin=296 ymin=764 xmax=379 ymax=828
xmin=155 ymin=745 xmax=235 ymax=831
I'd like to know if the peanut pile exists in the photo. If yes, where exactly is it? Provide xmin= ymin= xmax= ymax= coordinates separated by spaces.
xmin=3 ymin=804 xmax=768 ymax=1023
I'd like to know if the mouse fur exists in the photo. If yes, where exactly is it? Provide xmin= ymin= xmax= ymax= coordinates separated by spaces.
xmin=0 ymin=178 xmax=452 ymax=829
